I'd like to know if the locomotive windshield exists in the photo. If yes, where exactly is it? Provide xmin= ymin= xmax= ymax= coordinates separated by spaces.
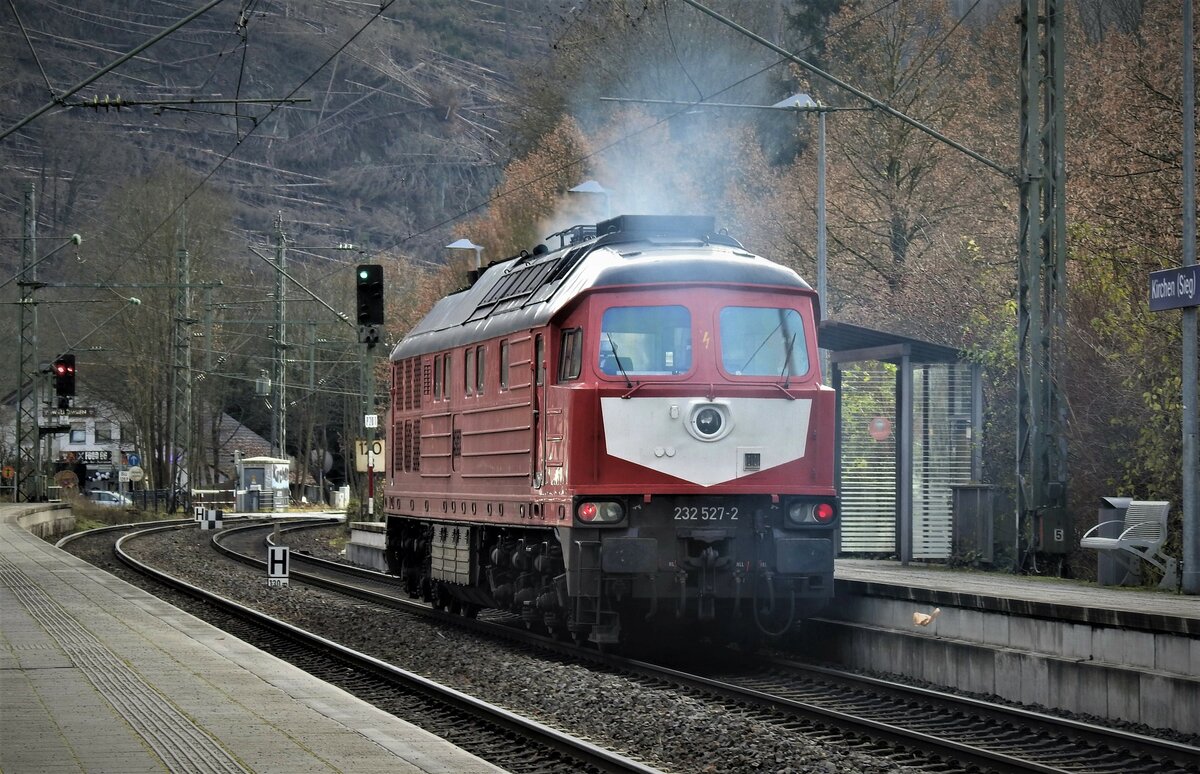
xmin=719 ymin=306 xmax=810 ymax=377
xmin=599 ymin=305 xmax=692 ymax=375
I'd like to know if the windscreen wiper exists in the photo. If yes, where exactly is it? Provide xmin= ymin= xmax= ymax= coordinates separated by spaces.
xmin=738 ymin=321 xmax=783 ymax=374
xmin=779 ymin=332 xmax=797 ymax=388
xmin=606 ymin=332 xmax=633 ymax=388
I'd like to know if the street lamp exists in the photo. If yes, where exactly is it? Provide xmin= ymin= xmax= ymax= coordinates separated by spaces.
xmin=569 ymin=179 xmax=612 ymax=219
xmin=773 ymin=93 xmax=827 ymax=320
xmin=446 ymin=238 xmax=483 ymax=270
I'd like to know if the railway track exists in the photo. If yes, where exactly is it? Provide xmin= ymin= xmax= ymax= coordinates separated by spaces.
xmin=62 ymin=521 xmax=1200 ymax=774
xmin=212 ymin=521 xmax=1200 ymax=774
xmin=60 ymin=521 xmax=660 ymax=774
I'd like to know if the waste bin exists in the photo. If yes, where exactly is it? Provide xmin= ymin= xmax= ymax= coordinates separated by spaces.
xmin=1096 ymin=496 xmax=1137 ymax=586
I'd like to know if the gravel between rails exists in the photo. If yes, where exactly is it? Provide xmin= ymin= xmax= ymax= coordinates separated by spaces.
xmin=116 ymin=524 xmax=921 ymax=774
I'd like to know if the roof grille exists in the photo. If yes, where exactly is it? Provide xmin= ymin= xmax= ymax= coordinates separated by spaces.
xmin=596 ymin=214 xmax=715 ymax=239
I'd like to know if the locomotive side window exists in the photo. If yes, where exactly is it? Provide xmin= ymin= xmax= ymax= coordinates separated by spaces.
xmin=558 ymin=328 xmax=583 ymax=381
xmin=475 ymin=345 xmax=486 ymax=393
xmin=442 ymin=353 xmax=451 ymax=399
xmin=535 ymin=334 xmax=545 ymax=385
xmin=599 ymin=305 xmax=691 ymax=375
xmin=464 ymin=348 xmax=475 ymax=395
xmin=433 ymin=355 xmax=442 ymax=401
xmin=719 ymin=307 xmax=810 ymax=377
xmin=499 ymin=340 xmax=509 ymax=390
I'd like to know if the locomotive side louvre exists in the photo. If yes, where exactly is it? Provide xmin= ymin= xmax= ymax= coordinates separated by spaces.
xmin=383 ymin=215 xmax=839 ymax=643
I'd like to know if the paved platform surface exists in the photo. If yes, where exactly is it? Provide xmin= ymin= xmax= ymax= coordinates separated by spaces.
xmin=0 ymin=505 xmax=507 ymax=774
xmin=836 ymin=558 xmax=1199 ymax=634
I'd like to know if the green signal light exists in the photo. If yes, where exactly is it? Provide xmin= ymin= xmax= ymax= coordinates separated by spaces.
xmin=358 ymin=269 xmax=369 ymax=279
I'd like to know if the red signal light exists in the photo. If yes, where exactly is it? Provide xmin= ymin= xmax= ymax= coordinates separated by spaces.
xmin=814 ymin=503 xmax=835 ymax=523
xmin=578 ymin=502 xmax=598 ymax=522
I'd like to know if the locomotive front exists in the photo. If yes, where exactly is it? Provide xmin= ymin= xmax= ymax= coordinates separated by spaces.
xmin=385 ymin=215 xmax=838 ymax=646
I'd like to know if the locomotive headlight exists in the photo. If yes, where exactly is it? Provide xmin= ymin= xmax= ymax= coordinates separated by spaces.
xmin=687 ymin=402 xmax=732 ymax=442
xmin=577 ymin=500 xmax=624 ymax=524
xmin=695 ymin=407 xmax=723 ymax=435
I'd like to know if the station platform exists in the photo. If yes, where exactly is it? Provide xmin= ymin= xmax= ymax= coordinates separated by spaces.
xmin=0 ymin=505 xmax=506 ymax=774
xmin=796 ymin=558 xmax=1199 ymax=735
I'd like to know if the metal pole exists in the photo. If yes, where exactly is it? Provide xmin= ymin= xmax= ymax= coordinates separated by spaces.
xmin=169 ymin=243 xmax=192 ymax=510
xmin=16 ymin=183 xmax=41 ymax=502
xmin=273 ymin=214 xmax=287 ymax=459
xmin=1181 ymin=0 xmax=1198 ymax=594
xmin=816 ymin=109 xmax=827 ymax=320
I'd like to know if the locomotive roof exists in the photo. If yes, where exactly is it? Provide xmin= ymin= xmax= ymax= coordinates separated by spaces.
xmin=390 ymin=215 xmax=812 ymax=360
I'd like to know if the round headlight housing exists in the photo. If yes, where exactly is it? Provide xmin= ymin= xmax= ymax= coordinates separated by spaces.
xmin=687 ymin=402 xmax=732 ymax=442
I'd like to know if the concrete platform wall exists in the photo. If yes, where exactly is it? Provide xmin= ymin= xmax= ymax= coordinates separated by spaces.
xmin=797 ymin=593 xmax=1199 ymax=735
xmin=7 ymin=504 xmax=73 ymax=538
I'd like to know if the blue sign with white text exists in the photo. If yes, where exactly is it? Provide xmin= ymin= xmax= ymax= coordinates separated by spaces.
xmin=1149 ymin=264 xmax=1200 ymax=311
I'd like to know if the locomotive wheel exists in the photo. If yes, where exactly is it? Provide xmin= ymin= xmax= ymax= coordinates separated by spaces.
xmin=432 ymin=583 xmax=451 ymax=611
xmin=460 ymin=603 xmax=480 ymax=619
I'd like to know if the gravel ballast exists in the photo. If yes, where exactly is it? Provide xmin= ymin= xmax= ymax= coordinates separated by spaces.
xmin=115 ymin=524 xmax=919 ymax=774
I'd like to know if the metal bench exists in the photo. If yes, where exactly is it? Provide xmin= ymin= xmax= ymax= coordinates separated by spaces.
xmin=1080 ymin=500 xmax=1178 ymax=589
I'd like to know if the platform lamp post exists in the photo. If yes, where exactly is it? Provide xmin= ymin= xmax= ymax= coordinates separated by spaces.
xmin=772 ymin=93 xmax=828 ymax=320
xmin=569 ymin=180 xmax=612 ymax=219
xmin=598 ymin=94 xmax=864 ymax=317
xmin=446 ymin=238 xmax=484 ymax=270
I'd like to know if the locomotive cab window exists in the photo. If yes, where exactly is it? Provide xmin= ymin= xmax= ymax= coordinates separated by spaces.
xmin=464 ymin=347 xmax=474 ymax=395
xmin=475 ymin=345 xmax=486 ymax=394
xmin=535 ymin=334 xmax=545 ymax=386
xmin=719 ymin=306 xmax=810 ymax=377
xmin=499 ymin=340 xmax=509 ymax=390
xmin=599 ymin=305 xmax=691 ymax=376
xmin=558 ymin=328 xmax=583 ymax=381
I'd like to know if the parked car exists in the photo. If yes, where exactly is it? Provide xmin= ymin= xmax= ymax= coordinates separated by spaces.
xmin=86 ymin=490 xmax=133 ymax=508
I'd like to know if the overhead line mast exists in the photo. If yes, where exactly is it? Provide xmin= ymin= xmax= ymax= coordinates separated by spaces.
xmin=678 ymin=0 xmax=1069 ymax=574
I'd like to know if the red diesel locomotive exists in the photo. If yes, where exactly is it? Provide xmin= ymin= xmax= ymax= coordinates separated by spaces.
xmin=384 ymin=215 xmax=838 ymax=644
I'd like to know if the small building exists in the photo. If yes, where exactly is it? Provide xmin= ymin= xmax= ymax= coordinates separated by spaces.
xmin=236 ymin=456 xmax=291 ymax=512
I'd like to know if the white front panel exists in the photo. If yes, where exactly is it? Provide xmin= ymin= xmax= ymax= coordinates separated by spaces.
xmin=601 ymin=397 xmax=811 ymax=487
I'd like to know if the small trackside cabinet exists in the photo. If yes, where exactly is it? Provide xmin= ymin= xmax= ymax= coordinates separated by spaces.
xmin=1036 ymin=507 xmax=1072 ymax=554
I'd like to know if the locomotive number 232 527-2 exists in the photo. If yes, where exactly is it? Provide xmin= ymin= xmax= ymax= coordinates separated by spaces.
xmin=673 ymin=505 xmax=740 ymax=521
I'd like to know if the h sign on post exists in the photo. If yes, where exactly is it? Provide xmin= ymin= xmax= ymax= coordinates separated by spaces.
xmin=267 ymin=545 xmax=289 ymax=587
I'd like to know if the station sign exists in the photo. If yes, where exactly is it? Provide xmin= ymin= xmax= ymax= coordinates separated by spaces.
xmin=1149 ymin=264 xmax=1200 ymax=311
xmin=46 ymin=407 xmax=91 ymax=417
